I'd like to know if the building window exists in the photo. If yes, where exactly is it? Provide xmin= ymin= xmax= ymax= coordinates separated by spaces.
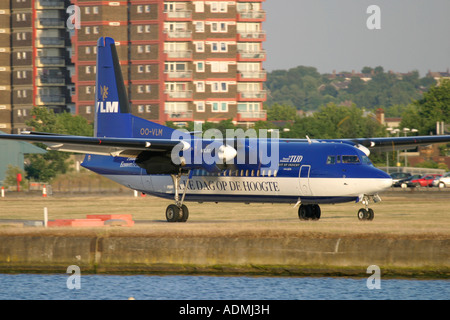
xmin=137 ymin=85 xmax=144 ymax=93
xmin=138 ymin=105 xmax=144 ymax=113
xmin=145 ymin=5 xmax=151 ymax=13
xmin=211 ymin=61 xmax=229 ymax=73
xmin=195 ymin=61 xmax=205 ymax=72
xmin=93 ymin=6 xmax=99 ymax=14
xmin=137 ymin=45 xmax=143 ymax=53
xmin=194 ymin=2 xmax=204 ymax=12
xmin=85 ymin=7 xmax=90 ymax=14
xmin=85 ymin=26 xmax=90 ymax=34
xmin=93 ymin=26 xmax=99 ymax=34
xmin=145 ymin=105 xmax=151 ymax=113
xmin=137 ymin=65 xmax=144 ymax=73
xmin=86 ymin=106 xmax=92 ymax=114
xmin=145 ymin=85 xmax=151 ymax=93
xmin=145 ymin=25 xmax=151 ymax=33
xmin=196 ymin=81 xmax=205 ymax=92
xmin=145 ymin=65 xmax=151 ymax=73
xmin=210 ymin=22 xmax=227 ymax=33
xmin=211 ymin=82 xmax=228 ymax=92
xmin=86 ymin=86 xmax=91 ymax=94
xmin=195 ymin=21 xmax=204 ymax=33
xmin=137 ymin=5 xmax=143 ymax=13
xmin=195 ymin=42 xmax=204 ymax=52
xmin=137 ymin=25 xmax=143 ymax=33
xmin=211 ymin=102 xmax=228 ymax=112
xmin=195 ymin=101 xmax=205 ymax=112
xmin=145 ymin=45 xmax=151 ymax=53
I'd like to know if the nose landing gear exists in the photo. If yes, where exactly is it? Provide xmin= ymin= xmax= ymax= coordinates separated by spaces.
xmin=357 ymin=194 xmax=380 ymax=221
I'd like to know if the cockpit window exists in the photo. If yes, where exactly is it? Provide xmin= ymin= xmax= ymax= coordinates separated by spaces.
xmin=361 ymin=155 xmax=373 ymax=165
xmin=326 ymin=156 xmax=336 ymax=164
xmin=342 ymin=155 xmax=360 ymax=163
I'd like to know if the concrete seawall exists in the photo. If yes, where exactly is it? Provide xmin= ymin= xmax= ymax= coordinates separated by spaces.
xmin=0 ymin=235 xmax=448 ymax=278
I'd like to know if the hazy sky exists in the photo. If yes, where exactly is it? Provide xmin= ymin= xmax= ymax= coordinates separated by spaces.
xmin=263 ymin=0 xmax=450 ymax=76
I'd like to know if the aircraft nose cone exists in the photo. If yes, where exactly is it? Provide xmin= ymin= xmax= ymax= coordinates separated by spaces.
xmin=375 ymin=169 xmax=392 ymax=190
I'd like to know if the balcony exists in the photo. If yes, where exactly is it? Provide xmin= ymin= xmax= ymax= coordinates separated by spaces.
xmin=37 ymin=18 xmax=65 ymax=28
xmin=38 ymin=0 xmax=64 ymax=9
xmin=39 ymin=37 xmax=65 ymax=47
xmin=238 ymin=10 xmax=266 ymax=21
xmin=164 ymin=29 xmax=192 ymax=40
xmin=237 ymin=30 xmax=266 ymax=42
xmin=37 ymin=95 xmax=65 ymax=104
xmin=237 ymin=50 xmax=266 ymax=61
xmin=164 ymin=70 xmax=192 ymax=80
xmin=165 ymin=90 xmax=193 ymax=99
xmin=237 ymin=70 xmax=267 ymax=81
xmin=37 ymin=56 xmax=65 ymax=66
xmin=36 ymin=75 xmax=65 ymax=86
xmin=165 ymin=110 xmax=193 ymax=121
xmin=237 ymin=110 xmax=267 ymax=122
xmin=164 ymin=50 xmax=192 ymax=59
xmin=238 ymin=90 xmax=267 ymax=101
xmin=164 ymin=10 xmax=192 ymax=19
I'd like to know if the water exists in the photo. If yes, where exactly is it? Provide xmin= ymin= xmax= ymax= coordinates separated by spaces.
xmin=0 ymin=274 xmax=448 ymax=300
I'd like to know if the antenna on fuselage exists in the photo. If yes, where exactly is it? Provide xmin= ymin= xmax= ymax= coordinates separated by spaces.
xmin=306 ymin=135 xmax=312 ymax=144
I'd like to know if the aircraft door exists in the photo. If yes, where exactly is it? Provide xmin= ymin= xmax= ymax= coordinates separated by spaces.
xmin=299 ymin=165 xmax=312 ymax=196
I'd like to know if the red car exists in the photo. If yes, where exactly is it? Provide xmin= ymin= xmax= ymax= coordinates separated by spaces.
xmin=410 ymin=174 xmax=442 ymax=187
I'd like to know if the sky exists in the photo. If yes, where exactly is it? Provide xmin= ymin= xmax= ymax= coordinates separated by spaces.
xmin=262 ymin=0 xmax=450 ymax=76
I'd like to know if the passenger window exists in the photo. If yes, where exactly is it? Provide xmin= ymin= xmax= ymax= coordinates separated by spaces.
xmin=336 ymin=155 xmax=341 ymax=163
xmin=326 ymin=156 xmax=336 ymax=164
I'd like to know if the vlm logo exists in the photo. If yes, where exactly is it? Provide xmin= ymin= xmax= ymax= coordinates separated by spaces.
xmin=97 ymin=101 xmax=119 ymax=113
xmin=96 ymin=85 xmax=119 ymax=113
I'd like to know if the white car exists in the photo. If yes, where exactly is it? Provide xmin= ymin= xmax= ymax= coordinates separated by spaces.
xmin=432 ymin=172 xmax=450 ymax=188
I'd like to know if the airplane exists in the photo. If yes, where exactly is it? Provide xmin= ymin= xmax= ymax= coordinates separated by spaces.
xmin=1 ymin=37 xmax=449 ymax=223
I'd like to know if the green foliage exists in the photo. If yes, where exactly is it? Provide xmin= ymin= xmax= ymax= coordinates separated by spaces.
xmin=266 ymin=103 xmax=297 ymax=121
xmin=3 ymin=165 xmax=27 ymax=190
xmin=265 ymin=65 xmax=436 ymax=111
xmin=24 ymin=107 xmax=93 ymax=182
xmin=401 ymin=79 xmax=450 ymax=135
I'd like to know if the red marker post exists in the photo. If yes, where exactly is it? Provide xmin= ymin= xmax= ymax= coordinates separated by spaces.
xmin=16 ymin=173 xmax=22 ymax=192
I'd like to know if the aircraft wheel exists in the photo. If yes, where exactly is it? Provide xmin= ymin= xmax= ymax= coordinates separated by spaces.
xmin=166 ymin=204 xmax=180 ymax=222
xmin=178 ymin=204 xmax=189 ymax=222
xmin=367 ymin=208 xmax=374 ymax=221
xmin=298 ymin=204 xmax=309 ymax=220
xmin=357 ymin=208 xmax=368 ymax=221
xmin=311 ymin=204 xmax=321 ymax=220
xmin=357 ymin=208 xmax=374 ymax=221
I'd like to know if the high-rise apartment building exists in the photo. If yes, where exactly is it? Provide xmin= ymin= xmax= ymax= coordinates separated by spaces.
xmin=0 ymin=0 xmax=73 ymax=134
xmin=71 ymin=0 xmax=267 ymax=126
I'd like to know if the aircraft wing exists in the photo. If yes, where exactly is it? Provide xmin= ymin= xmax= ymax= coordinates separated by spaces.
xmin=0 ymin=133 xmax=184 ymax=157
xmin=347 ymin=135 xmax=450 ymax=152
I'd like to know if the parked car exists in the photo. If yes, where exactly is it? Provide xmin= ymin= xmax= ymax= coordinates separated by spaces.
xmin=389 ymin=172 xmax=411 ymax=186
xmin=432 ymin=172 xmax=450 ymax=188
xmin=392 ymin=174 xmax=422 ymax=188
xmin=410 ymin=174 xmax=442 ymax=187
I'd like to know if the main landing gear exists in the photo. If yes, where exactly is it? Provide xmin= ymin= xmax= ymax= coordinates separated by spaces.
xmin=298 ymin=204 xmax=321 ymax=221
xmin=165 ymin=172 xmax=190 ymax=222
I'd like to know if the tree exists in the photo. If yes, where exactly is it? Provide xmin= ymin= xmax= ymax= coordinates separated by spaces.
xmin=266 ymin=103 xmax=297 ymax=121
xmin=24 ymin=107 xmax=94 ymax=182
xmin=401 ymin=79 xmax=450 ymax=135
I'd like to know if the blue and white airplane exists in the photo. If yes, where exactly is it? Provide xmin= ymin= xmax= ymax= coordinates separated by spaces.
xmin=1 ymin=37 xmax=450 ymax=222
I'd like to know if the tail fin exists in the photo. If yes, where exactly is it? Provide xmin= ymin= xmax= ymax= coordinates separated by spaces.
xmin=94 ymin=37 xmax=180 ymax=140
